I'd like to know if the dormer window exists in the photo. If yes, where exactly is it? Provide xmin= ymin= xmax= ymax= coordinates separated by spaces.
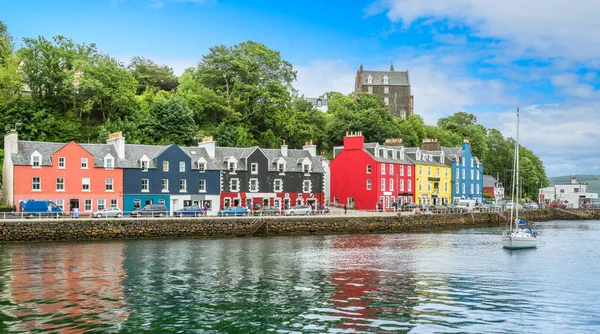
xmin=367 ymin=75 xmax=373 ymax=84
xmin=400 ymin=151 xmax=405 ymax=160
xmin=140 ymin=155 xmax=150 ymax=171
xmin=303 ymin=163 xmax=311 ymax=173
xmin=383 ymin=75 xmax=388 ymax=84
xmin=278 ymin=163 xmax=285 ymax=173
xmin=104 ymin=154 xmax=114 ymax=169
xmin=316 ymin=99 xmax=322 ymax=107
xmin=228 ymin=161 xmax=236 ymax=172
xmin=31 ymin=151 xmax=42 ymax=167
xmin=197 ymin=157 xmax=207 ymax=172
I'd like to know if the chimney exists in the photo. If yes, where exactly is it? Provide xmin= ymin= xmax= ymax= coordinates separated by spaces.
xmin=420 ymin=138 xmax=441 ymax=151
xmin=2 ymin=130 xmax=18 ymax=205
xmin=384 ymin=138 xmax=402 ymax=146
xmin=198 ymin=136 xmax=215 ymax=159
xmin=302 ymin=140 xmax=316 ymax=157
xmin=106 ymin=131 xmax=125 ymax=159
xmin=343 ymin=131 xmax=365 ymax=150
xmin=281 ymin=139 xmax=288 ymax=157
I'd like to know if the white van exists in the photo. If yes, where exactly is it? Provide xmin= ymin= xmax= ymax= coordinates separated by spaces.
xmin=456 ymin=199 xmax=477 ymax=211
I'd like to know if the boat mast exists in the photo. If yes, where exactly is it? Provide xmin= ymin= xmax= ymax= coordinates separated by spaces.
xmin=515 ymin=108 xmax=520 ymax=228
xmin=509 ymin=109 xmax=518 ymax=230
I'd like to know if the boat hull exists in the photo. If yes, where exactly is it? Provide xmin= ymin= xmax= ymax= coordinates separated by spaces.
xmin=502 ymin=234 xmax=537 ymax=249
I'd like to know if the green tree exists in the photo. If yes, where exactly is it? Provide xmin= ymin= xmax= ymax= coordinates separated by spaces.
xmin=128 ymin=56 xmax=178 ymax=94
xmin=0 ymin=21 xmax=22 ymax=104
xmin=398 ymin=114 xmax=427 ymax=147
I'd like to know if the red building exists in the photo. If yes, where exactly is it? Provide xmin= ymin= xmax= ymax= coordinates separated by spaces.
xmin=330 ymin=132 xmax=415 ymax=210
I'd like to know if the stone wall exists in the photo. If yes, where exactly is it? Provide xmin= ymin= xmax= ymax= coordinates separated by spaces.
xmin=0 ymin=209 xmax=561 ymax=243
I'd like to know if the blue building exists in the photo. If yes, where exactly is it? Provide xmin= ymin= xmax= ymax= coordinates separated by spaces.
xmin=443 ymin=139 xmax=484 ymax=203
xmin=116 ymin=137 xmax=221 ymax=214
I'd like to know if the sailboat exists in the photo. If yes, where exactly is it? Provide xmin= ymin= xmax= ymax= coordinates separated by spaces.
xmin=502 ymin=108 xmax=537 ymax=249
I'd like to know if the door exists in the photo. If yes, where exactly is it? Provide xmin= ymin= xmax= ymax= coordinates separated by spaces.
xmin=69 ymin=199 xmax=79 ymax=209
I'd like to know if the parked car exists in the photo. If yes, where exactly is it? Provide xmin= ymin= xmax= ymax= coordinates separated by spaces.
xmin=524 ymin=202 xmax=539 ymax=209
xmin=19 ymin=200 xmax=63 ymax=218
xmin=253 ymin=206 xmax=281 ymax=216
xmin=92 ymin=206 xmax=123 ymax=218
xmin=503 ymin=202 xmax=523 ymax=210
xmin=130 ymin=204 xmax=168 ymax=218
xmin=284 ymin=205 xmax=312 ymax=215
xmin=218 ymin=206 xmax=249 ymax=217
xmin=173 ymin=206 xmax=205 ymax=217
xmin=549 ymin=202 xmax=567 ymax=208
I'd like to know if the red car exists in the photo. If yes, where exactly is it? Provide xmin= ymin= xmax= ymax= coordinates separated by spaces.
xmin=549 ymin=202 xmax=567 ymax=208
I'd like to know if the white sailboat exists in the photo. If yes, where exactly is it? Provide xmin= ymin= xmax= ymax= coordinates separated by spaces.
xmin=502 ymin=108 xmax=537 ymax=250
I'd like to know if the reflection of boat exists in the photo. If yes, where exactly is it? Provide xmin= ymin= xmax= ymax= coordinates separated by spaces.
xmin=502 ymin=108 xmax=537 ymax=250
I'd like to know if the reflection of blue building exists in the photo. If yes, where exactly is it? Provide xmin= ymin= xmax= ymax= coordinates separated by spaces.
xmin=122 ymin=143 xmax=221 ymax=214
xmin=443 ymin=140 xmax=484 ymax=203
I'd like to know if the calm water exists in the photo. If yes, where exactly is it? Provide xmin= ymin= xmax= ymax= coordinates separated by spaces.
xmin=1 ymin=220 xmax=599 ymax=333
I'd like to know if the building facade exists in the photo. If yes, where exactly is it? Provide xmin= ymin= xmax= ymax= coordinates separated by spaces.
xmin=330 ymin=133 xmax=415 ymax=210
xmin=304 ymin=97 xmax=328 ymax=112
xmin=354 ymin=64 xmax=414 ymax=119
xmin=405 ymin=140 xmax=452 ymax=206
xmin=3 ymin=131 xmax=123 ymax=214
xmin=539 ymin=177 xmax=598 ymax=208
xmin=443 ymin=140 xmax=484 ymax=203
xmin=483 ymin=175 xmax=504 ymax=201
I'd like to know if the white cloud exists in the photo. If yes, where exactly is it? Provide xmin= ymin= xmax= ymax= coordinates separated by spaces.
xmin=367 ymin=0 xmax=600 ymax=61
xmin=294 ymin=60 xmax=356 ymax=98
xmin=149 ymin=0 xmax=214 ymax=9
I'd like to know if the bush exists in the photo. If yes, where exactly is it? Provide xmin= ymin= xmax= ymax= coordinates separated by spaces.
xmin=0 ymin=206 xmax=15 ymax=212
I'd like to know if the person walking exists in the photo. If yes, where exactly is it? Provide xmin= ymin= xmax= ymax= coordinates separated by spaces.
xmin=344 ymin=204 xmax=347 ymax=215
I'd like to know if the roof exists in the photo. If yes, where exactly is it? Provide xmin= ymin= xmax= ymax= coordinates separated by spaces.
xmin=483 ymin=175 xmax=497 ymax=188
xmin=305 ymin=97 xmax=328 ymax=107
xmin=12 ymin=141 xmax=65 ymax=166
xmin=363 ymin=143 xmax=414 ymax=164
xmin=360 ymin=70 xmax=410 ymax=86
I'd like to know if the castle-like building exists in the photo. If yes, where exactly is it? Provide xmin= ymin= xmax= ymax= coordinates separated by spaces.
xmin=354 ymin=64 xmax=414 ymax=119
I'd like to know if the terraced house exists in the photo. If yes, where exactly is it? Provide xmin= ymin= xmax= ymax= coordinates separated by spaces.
xmin=211 ymin=138 xmax=328 ymax=211
xmin=330 ymin=133 xmax=415 ymax=210
xmin=2 ymin=130 xmax=123 ymax=214
xmin=405 ymin=139 xmax=452 ymax=206
xmin=442 ymin=139 xmax=484 ymax=203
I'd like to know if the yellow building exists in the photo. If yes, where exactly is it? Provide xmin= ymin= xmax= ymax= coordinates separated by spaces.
xmin=406 ymin=140 xmax=452 ymax=206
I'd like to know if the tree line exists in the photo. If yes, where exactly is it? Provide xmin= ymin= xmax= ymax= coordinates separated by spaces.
xmin=0 ymin=21 xmax=548 ymax=198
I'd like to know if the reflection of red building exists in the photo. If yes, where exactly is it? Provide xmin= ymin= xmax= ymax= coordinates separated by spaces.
xmin=10 ymin=242 xmax=129 ymax=332
xmin=329 ymin=235 xmax=382 ymax=331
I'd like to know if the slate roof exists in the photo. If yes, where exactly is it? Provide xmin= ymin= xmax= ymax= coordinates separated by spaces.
xmin=483 ymin=175 xmax=497 ymax=188
xmin=441 ymin=146 xmax=463 ymax=162
xmin=305 ymin=97 xmax=328 ymax=107
xmin=360 ymin=70 xmax=410 ymax=86
xmin=262 ymin=148 xmax=326 ymax=173
xmin=11 ymin=141 xmax=65 ymax=166
xmin=364 ymin=143 xmax=414 ymax=164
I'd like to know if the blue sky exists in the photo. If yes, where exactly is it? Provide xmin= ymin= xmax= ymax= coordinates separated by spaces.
xmin=2 ymin=0 xmax=600 ymax=177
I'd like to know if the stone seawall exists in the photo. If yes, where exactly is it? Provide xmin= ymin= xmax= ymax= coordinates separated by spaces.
xmin=0 ymin=209 xmax=589 ymax=243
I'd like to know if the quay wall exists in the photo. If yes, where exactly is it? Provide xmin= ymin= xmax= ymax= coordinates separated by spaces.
xmin=0 ymin=209 xmax=597 ymax=243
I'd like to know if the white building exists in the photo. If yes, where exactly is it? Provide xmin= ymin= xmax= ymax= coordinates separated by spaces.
xmin=539 ymin=177 xmax=598 ymax=208
xmin=304 ymin=97 xmax=328 ymax=112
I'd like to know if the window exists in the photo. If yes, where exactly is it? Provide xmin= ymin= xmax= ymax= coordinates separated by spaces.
xmin=390 ymin=164 xmax=394 ymax=175
xmin=58 ymin=157 xmax=65 ymax=169
xmin=32 ymin=155 xmax=41 ymax=167
xmin=56 ymin=199 xmax=64 ymax=210
xmin=400 ymin=179 xmax=404 ymax=191
xmin=56 ymin=177 xmax=64 ymax=191
xmin=462 ymin=169 xmax=465 ymax=179
xmin=560 ymin=189 xmax=565 ymax=193
xmin=141 ymin=179 xmax=149 ymax=192
xmin=456 ymin=183 xmax=460 ymax=193
xmin=303 ymin=180 xmax=312 ymax=192
xmin=105 ymin=156 xmax=114 ymax=169
xmin=81 ymin=158 xmax=88 ymax=169
xmin=462 ymin=184 xmax=466 ymax=194
xmin=445 ymin=182 xmax=448 ymax=192
xmin=366 ymin=164 xmax=372 ymax=174
xmin=106 ymin=178 xmax=114 ymax=191
xmin=199 ymin=179 xmax=206 ymax=192
xmin=274 ymin=179 xmax=282 ymax=192
xmin=462 ymin=157 xmax=466 ymax=167
xmin=471 ymin=184 xmax=474 ymax=194
xmin=383 ymin=75 xmax=388 ymax=84
xmin=134 ymin=199 xmax=141 ymax=210
xmin=476 ymin=172 xmax=480 ymax=180
xmin=251 ymin=163 xmax=258 ymax=174
xmin=141 ymin=160 xmax=149 ymax=171
xmin=367 ymin=75 xmax=373 ymax=84
xmin=230 ymin=179 xmax=239 ymax=192
xmin=428 ymin=166 xmax=431 ymax=176
xmin=381 ymin=178 xmax=385 ymax=191
xmin=476 ymin=184 xmax=480 ymax=194
xmin=163 ymin=161 xmax=169 ymax=172
xmin=445 ymin=169 xmax=448 ymax=178
xmin=162 ymin=179 xmax=169 ymax=192
xmin=98 ymin=199 xmax=106 ymax=211
xmin=179 ymin=161 xmax=185 ymax=172
xmin=110 ymin=199 xmax=118 ymax=208
xmin=407 ymin=166 xmax=412 ymax=176
xmin=198 ymin=162 xmax=206 ymax=172
xmin=384 ymin=86 xmax=389 ymax=94
xmin=381 ymin=164 xmax=386 ymax=175
xmin=428 ymin=182 xmax=431 ymax=192
xmin=249 ymin=178 xmax=258 ymax=192
xmin=470 ymin=158 xmax=474 ymax=168
xmin=228 ymin=161 xmax=236 ymax=172
xmin=366 ymin=179 xmax=372 ymax=190
xmin=419 ymin=166 xmax=422 ymax=176
xmin=419 ymin=180 xmax=422 ymax=192
xmin=455 ymin=168 xmax=459 ymax=179
xmin=303 ymin=163 xmax=311 ymax=173
xmin=390 ymin=179 xmax=394 ymax=192
xmin=278 ymin=163 xmax=285 ymax=173
xmin=82 ymin=178 xmax=90 ymax=191
xmin=400 ymin=165 xmax=404 ymax=176
xmin=408 ymin=180 xmax=412 ymax=192
xmin=384 ymin=97 xmax=389 ymax=105
xmin=84 ymin=199 xmax=92 ymax=212
xmin=368 ymin=86 xmax=373 ymax=93
xmin=179 ymin=179 xmax=187 ymax=192
xmin=158 ymin=199 xmax=165 ymax=205
xmin=31 ymin=177 xmax=41 ymax=191
xmin=470 ymin=170 xmax=474 ymax=180
xmin=437 ymin=167 xmax=440 ymax=177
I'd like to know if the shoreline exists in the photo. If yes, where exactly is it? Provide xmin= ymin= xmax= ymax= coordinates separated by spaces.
xmin=0 ymin=209 xmax=598 ymax=243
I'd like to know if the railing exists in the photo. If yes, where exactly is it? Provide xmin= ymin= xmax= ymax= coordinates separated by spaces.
xmin=0 ymin=206 xmax=551 ymax=220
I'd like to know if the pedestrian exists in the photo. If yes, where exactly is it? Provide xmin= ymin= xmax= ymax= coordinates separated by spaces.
xmin=344 ymin=204 xmax=347 ymax=215
xmin=376 ymin=202 xmax=379 ymax=212
xmin=321 ymin=204 xmax=325 ymax=215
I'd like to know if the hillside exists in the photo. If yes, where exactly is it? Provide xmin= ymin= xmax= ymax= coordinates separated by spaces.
xmin=548 ymin=174 xmax=600 ymax=194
